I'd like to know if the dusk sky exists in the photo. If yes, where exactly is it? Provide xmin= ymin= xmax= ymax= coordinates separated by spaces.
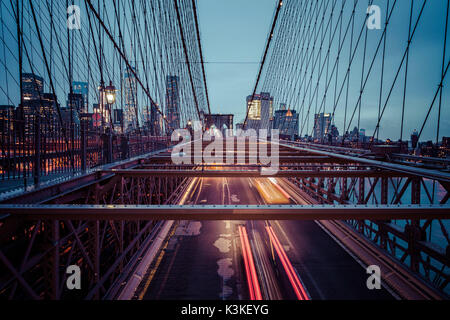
xmin=197 ymin=0 xmax=450 ymax=141
xmin=0 ymin=0 xmax=448 ymax=141
xmin=0 ymin=1 xmax=448 ymax=305
xmin=197 ymin=0 xmax=275 ymax=121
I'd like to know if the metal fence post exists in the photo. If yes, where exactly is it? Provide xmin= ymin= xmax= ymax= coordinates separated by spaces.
xmin=108 ymin=130 xmax=113 ymax=164
xmin=33 ymin=115 xmax=40 ymax=186
xmin=81 ymin=118 xmax=87 ymax=173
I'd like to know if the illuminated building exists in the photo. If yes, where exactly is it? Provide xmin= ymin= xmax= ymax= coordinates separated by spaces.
xmin=22 ymin=93 xmax=58 ymax=136
xmin=166 ymin=75 xmax=180 ymax=133
xmin=72 ymin=82 xmax=89 ymax=113
xmin=313 ymin=113 xmax=332 ymax=142
xmin=0 ymin=105 xmax=14 ymax=133
xmin=124 ymin=67 xmax=138 ymax=132
xmin=273 ymin=104 xmax=299 ymax=139
xmin=149 ymin=102 xmax=163 ymax=136
xmin=21 ymin=73 xmax=43 ymax=101
xmin=246 ymin=92 xmax=273 ymax=130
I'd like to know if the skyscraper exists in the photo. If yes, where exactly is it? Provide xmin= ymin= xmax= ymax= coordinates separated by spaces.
xmin=66 ymin=93 xmax=83 ymax=124
xmin=92 ymin=104 xmax=102 ymax=128
xmin=22 ymin=93 xmax=58 ymax=136
xmin=0 ymin=105 xmax=14 ymax=133
xmin=20 ymin=73 xmax=55 ymax=136
xmin=166 ymin=75 xmax=180 ymax=133
xmin=411 ymin=129 xmax=419 ymax=149
xmin=273 ymin=104 xmax=299 ymax=139
xmin=260 ymin=92 xmax=273 ymax=129
xmin=359 ymin=128 xmax=366 ymax=143
xmin=124 ymin=67 xmax=138 ymax=132
xmin=113 ymin=109 xmax=123 ymax=127
xmin=72 ymin=81 xmax=89 ymax=113
xmin=22 ymin=73 xmax=44 ymax=101
xmin=313 ymin=113 xmax=332 ymax=142
xmin=150 ymin=102 xmax=162 ymax=136
xmin=246 ymin=93 xmax=273 ymax=130
xmin=247 ymin=97 xmax=261 ymax=121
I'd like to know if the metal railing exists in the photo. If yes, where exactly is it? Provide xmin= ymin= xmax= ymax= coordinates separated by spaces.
xmin=0 ymin=116 xmax=170 ymax=190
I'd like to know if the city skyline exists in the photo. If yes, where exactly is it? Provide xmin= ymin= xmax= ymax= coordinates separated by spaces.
xmin=5 ymin=71 xmax=449 ymax=146
xmin=0 ymin=2 xmax=448 ymax=142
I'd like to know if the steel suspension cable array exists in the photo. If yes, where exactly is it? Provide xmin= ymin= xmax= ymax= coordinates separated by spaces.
xmin=247 ymin=0 xmax=449 ymax=145
xmin=0 ymin=0 xmax=213 ymax=184
xmin=242 ymin=0 xmax=284 ymax=130
xmin=0 ymin=0 xmax=210 ymax=135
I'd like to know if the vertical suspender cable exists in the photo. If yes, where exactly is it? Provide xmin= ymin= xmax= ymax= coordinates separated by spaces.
xmin=191 ymin=0 xmax=211 ymax=116
xmin=400 ymin=0 xmax=414 ymax=142
xmin=436 ymin=0 xmax=449 ymax=144
xmin=243 ymin=0 xmax=283 ymax=130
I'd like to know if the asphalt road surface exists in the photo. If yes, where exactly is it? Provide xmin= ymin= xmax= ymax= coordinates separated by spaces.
xmin=141 ymin=177 xmax=394 ymax=300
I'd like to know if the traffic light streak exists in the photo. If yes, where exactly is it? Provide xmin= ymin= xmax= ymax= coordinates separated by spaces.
xmin=266 ymin=226 xmax=309 ymax=300
xmin=238 ymin=226 xmax=262 ymax=300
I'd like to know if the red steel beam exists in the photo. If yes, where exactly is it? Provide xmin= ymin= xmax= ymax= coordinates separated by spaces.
xmin=104 ymin=169 xmax=410 ymax=178
xmin=1 ymin=204 xmax=448 ymax=221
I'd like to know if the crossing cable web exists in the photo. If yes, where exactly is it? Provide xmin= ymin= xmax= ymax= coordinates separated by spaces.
xmin=247 ymin=0 xmax=449 ymax=144
xmin=0 ymin=0 xmax=210 ymax=136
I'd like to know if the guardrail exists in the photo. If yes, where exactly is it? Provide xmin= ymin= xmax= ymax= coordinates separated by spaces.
xmin=0 ymin=117 xmax=170 ymax=190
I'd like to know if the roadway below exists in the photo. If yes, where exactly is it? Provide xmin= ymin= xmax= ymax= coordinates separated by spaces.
xmin=139 ymin=176 xmax=394 ymax=300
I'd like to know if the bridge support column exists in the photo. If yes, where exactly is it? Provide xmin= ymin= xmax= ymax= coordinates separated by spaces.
xmin=44 ymin=220 xmax=59 ymax=300
xmin=51 ymin=220 xmax=60 ymax=300
xmin=410 ymin=178 xmax=422 ymax=272
xmin=358 ymin=177 xmax=366 ymax=232
xmin=327 ymin=178 xmax=336 ymax=203
xmin=411 ymin=178 xmax=421 ymax=205
xmin=341 ymin=178 xmax=348 ymax=202
xmin=358 ymin=178 xmax=365 ymax=204
xmin=108 ymin=132 xmax=113 ymax=164
xmin=378 ymin=178 xmax=390 ymax=250
xmin=381 ymin=177 xmax=388 ymax=205
xmin=92 ymin=221 xmax=100 ymax=300
xmin=119 ymin=221 xmax=124 ymax=272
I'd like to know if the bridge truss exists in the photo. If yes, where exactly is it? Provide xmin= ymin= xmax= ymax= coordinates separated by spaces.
xmin=0 ymin=141 xmax=448 ymax=299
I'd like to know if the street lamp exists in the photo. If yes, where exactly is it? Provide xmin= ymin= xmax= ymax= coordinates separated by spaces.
xmin=187 ymin=120 xmax=193 ymax=139
xmin=105 ymin=81 xmax=117 ymax=105
xmin=104 ymin=81 xmax=117 ymax=129
xmin=104 ymin=81 xmax=117 ymax=164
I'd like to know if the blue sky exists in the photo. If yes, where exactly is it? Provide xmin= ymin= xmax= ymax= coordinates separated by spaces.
xmin=197 ymin=0 xmax=450 ymax=141
xmin=197 ymin=0 xmax=276 ymax=122
xmin=0 ymin=0 xmax=448 ymax=141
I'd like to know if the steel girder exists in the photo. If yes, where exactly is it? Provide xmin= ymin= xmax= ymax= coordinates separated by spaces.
xmin=1 ymin=139 xmax=449 ymax=299
xmin=103 ymin=169 xmax=411 ymax=179
xmin=0 ymin=217 xmax=159 ymax=300
xmin=0 ymin=156 xmax=190 ymax=299
xmin=0 ymin=204 xmax=448 ymax=221
xmin=284 ymin=166 xmax=450 ymax=296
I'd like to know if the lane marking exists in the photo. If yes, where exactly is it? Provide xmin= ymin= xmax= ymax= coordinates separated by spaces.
xmin=137 ymin=177 xmax=200 ymax=300
xmin=138 ymin=224 xmax=178 ymax=300
xmin=155 ymin=241 xmax=181 ymax=299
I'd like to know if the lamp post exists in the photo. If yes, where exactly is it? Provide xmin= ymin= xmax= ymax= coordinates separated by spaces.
xmin=187 ymin=119 xmax=193 ymax=139
xmin=98 ymin=83 xmax=105 ymax=129
xmin=104 ymin=81 xmax=117 ymax=163
xmin=105 ymin=81 xmax=117 ymax=106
